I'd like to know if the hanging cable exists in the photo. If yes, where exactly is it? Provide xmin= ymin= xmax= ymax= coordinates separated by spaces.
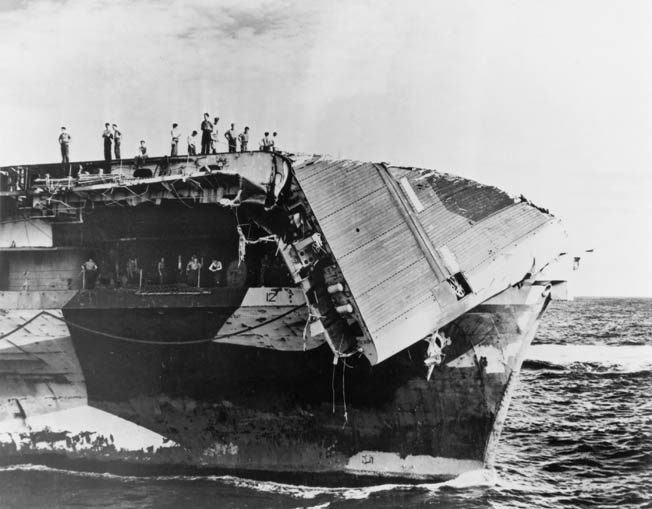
xmin=341 ymin=356 xmax=348 ymax=427
xmin=0 ymin=305 xmax=306 ymax=346
xmin=0 ymin=311 xmax=50 ymax=341
xmin=331 ymin=357 xmax=337 ymax=414
xmin=57 ymin=304 xmax=305 ymax=345
xmin=0 ymin=311 xmax=64 ymax=362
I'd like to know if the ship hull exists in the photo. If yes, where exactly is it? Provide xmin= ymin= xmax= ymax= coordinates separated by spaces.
xmin=0 ymin=284 xmax=548 ymax=484
xmin=0 ymin=152 xmax=574 ymax=484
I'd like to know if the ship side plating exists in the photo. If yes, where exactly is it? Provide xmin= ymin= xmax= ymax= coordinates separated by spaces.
xmin=0 ymin=152 xmax=576 ymax=482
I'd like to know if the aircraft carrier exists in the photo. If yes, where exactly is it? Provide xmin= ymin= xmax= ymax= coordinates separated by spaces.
xmin=0 ymin=150 xmax=576 ymax=483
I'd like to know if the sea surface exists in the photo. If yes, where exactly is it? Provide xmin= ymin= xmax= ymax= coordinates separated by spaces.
xmin=0 ymin=297 xmax=650 ymax=508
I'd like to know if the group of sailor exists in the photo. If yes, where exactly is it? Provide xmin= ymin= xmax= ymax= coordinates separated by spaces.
xmin=80 ymin=253 xmax=225 ymax=290
xmin=101 ymin=123 xmax=123 ymax=161
xmin=178 ymin=114 xmax=278 ymax=157
xmin=57 ymin=116 xmax=280 ymax=164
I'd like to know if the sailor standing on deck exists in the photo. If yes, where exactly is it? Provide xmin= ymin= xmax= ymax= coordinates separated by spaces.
xmin=260 ymin=132 xmax=272 ymax=152
xmin=82 ymin=257 xmax=98 ymax=289
xmin=200 ymin=113 xmax=213 ymax=155
xmin=113 ymin=124 xmax=122 ymax=160
xmin=238 ymin=127 xmax=249 ymax=152
xmin=186 ymin=255 xmax=202 ymax=286
xmin=211 ymin=117 xmax=220 ymax=154
xmin=136 ymin=140 xmax=148 ymax=161
xmin=208 ymin=258 xmax=223 ymax=286
xmin=272 ymin=131 xmax=278 ymax=152
xmin=127 ymin=258 xmax=137 ymax=282
xmin=134 ymin=140 xmax=149 ymax=177
xmin=58 ymin=126 xmax=71 ymax=164
xmin=170 ymin=123 xmax=181 ymax=156
xmin=157 ymin=257 xmax=166 ymax=285
xmin=225 ymin=123 xmax=237 ymax=153
xmin=102 ymin=123 xmax=113 ymax=161
xmin=188 ymin=130 xmax=198 ymax=155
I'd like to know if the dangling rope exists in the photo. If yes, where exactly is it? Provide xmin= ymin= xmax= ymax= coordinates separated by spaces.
xmin=236 ymin=224 xmax=278 ymax=266
xmin=330 ymin=335 xmax=352 ymax=426
xmin=341 ymin=356 xmax=348 ymax=427
xmin=331 ymin=356 xmax=337 ymax=415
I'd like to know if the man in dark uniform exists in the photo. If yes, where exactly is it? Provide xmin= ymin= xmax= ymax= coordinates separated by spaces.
xmin=170 ymin=123 xmax=181 ymax=156
xmin=200 ymin=113 xmax=213 ymax=155
xmin=82 ymin=257 xmax=99 ymax=289
xmin=58 ymin=126 xmax=71 ymax=164
xmin=102 ymin=123 xmax=113 ymax=161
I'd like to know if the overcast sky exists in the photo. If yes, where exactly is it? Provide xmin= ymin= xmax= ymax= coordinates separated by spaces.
xmin=0 ymin=0 xmax=650 ymax=297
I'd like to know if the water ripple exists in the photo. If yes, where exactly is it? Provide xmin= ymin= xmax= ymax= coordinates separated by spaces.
xmin=0 ymin=298 xmax=649 ymax=508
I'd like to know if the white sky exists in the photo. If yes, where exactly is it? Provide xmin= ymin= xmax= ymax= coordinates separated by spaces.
xmin=0 ymin=0 xmax=650 ymax=297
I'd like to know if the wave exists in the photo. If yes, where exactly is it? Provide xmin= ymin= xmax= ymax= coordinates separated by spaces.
xmin=0 ymin=464 xmax=495 ymax=501
xmin=525 ymin=345 xmax=652 ymax=373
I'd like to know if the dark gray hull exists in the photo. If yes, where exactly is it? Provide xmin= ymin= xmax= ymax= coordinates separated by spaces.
xmin=0 ymin=284 xmax=548 ymax=483
xmin=0 ymin=151 xmax=573 ymax=482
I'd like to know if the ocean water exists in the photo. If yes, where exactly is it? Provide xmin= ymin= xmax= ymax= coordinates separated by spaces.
xmin=0 ymin=297 xmax=649 ymax=508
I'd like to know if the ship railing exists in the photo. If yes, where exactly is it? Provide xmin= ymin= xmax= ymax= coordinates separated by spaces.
xmin=132 ymin=268 xmax=204 ymax=291
xmin=80 ymin=267 xmax=218 ymax=294
xmin=80 ymin=280 xmax=215 ymax=295
xmin=11 ymin=152 xmax=289 ymax=196
xmin=135 ymin=284 xmax=213 ymax=296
